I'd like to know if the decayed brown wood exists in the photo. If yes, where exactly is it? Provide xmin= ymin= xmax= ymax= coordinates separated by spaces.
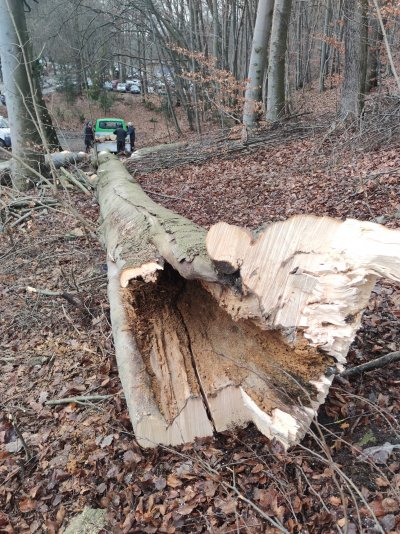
xmin=97 ymin=151 xmax=400 ymax=449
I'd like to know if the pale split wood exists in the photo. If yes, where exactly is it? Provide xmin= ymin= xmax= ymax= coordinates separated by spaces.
xmin=204 ymin=216 xmax=400 ymax=444
xmin=206 ymin=216 xmax=400 ymax=362
xmin=107 ymin=259 xmax=214 ymax=447
xmin=98 ymin=152 xmax=400 ymax=449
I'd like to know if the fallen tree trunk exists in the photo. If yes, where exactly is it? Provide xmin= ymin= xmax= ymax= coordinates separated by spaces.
xmin=0 ymin=151 xmax=88 ymax=183
xmin=97 ymin=151 xmax=400 ymax=449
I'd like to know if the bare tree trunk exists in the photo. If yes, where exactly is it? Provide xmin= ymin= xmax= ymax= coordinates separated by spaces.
xmin=266 ymin=0 xmax=293 ymax=121
xmin=243 ymin=0 xmax=275 ymax=128
xmin=212 ymin=0 xmax=219 ymax=61
xmin=339 ymin=0 xmax=368 ymax=119
xmin=329 ymin=0 xmax=344 ymax=80
xmin=319 ymin=0 xmax=332 ymax=93
xmin=366 ymin=14 xmax=382 ymax=92
xmin=31 ymin=64 xmax=62 ymax=151
xmin=0 ymin=0 xmax=45 ymax=190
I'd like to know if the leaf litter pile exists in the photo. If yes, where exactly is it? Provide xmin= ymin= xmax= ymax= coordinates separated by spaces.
xmin=1 ymin=119 xmax=400 ymax=533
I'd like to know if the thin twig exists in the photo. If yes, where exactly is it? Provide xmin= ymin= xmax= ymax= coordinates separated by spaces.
xmin=60 ymin=167 xmax=92 ymax=196
xmin=45 ymin=395 xmax=113 ymax=406
xmin=10 ymin=210 xmax=33 ymax=228
xmin=8 ymin=413 xmax=31 ymax=461
xmin=25 ymin=286 xmax=87 ymax=314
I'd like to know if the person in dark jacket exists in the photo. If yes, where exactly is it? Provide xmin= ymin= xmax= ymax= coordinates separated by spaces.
xmin=84 ymin=121 xmax=95 ymax=153
xmin=113 ymin=125 xmax=128 ymax=153
xmin=127 ymin=122 xmax=135 ymax=152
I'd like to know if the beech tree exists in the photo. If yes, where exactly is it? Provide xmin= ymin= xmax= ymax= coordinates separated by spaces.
xmin=243 ymin=0 xmax=275 ymax=128
xmin=340 ymin=0 xmax=368 ymax=119
xmin=266 ymin=0 xmax=293 ymax=121
xmin=0 ymin=0 xmax=44 ymax=189
xmin=0 ymin=0 xmax=60 ymax=190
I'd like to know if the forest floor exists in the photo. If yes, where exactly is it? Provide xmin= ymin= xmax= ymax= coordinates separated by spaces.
xmin=0 ymin=86 xmax=400 ymax=533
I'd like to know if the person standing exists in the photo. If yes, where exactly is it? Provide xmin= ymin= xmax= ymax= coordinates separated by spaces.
xmin=84 ymin=121 xmax=94 ymax=153
xmin=127 ymin=122 xmax=136 ymax=152
xmin=113 ymin=124 xmax=128 ymax=153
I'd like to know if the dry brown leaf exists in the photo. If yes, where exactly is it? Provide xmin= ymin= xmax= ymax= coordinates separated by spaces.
xmin=177 ymin=504 xmax=195 ymax=516
xmin=329 ymin=496 xmax=341 ymax=507
xmin=123 ymin=449 xmax=142 ymax=465
xmin=19 ymin=498 xmax=36 ymax=513
xmin=217 ymin=498 xmax=237 ymax=515
xmin=376 ymin=476 xmax=390 ymax=487
xmin=167 ymin=474 xmax=182 ymax=488
xmin=382 ymin=498 xmax=399 ymax=513
xmin=56 ymin=505 xmax=66 ymax=526
xmin=251 ymin=463 xmax=264 ymax=474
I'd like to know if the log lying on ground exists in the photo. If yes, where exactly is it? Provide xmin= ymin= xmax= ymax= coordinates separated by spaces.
xmin=0 ymin=151 xmax=88 ymax=182
xmin=97 ymin=151 xmax=400 ymax=449
xmin=45 ymin=151 xmax=88 ymax=169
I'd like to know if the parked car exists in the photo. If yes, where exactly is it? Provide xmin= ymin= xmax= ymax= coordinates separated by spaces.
xmin=103 ymin=81 xmax=113 ymax=90
xmin=0 ymin=116 xmax=11 ymax=148
xmin=116 ymin=82 xmax=127 ymax=93
xmin=111 ymin=79 xmax=120 ymax=90
xmin=130 ymin=84 xmax=141 ymax=94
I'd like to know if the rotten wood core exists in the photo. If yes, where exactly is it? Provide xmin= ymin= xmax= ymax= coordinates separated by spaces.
xmin=123 ymin=266 xmax=332 ymax=444
xmin=98 ymin=152 xmax=400 ymax=449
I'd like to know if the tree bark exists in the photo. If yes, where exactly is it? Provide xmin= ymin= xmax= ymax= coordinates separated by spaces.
xmin=243 ymin=0 xmax=275 ymax=128
xmin=97 ymin=152 xmax=400 ymax=449
xmin=266 ymin=0 xmax=293 ymax=121
xmin=0 ymin=0 xmax=44 ymax=190
xmin=339 ymin=0 xmax=368 ymax=119
xmin=319 ymin=0 xmax=332 ymax=93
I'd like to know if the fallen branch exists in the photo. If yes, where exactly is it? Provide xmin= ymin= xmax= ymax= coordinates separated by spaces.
xmin=60 ymin=167 xmax=92 ymax=196
xmin=6 ymin=197 xmax=58 ymax=209
xmin=125 ymin=123 xmax=321 ymax=175
xmin=45 ymin=395 xmax=113 ymax=406
xmin=0 ymin=149 xmax=88 ymax=183
xmin=8 ymin=413 xmax=31 ymax=460
xmin=26 ymin=286 xmax=87 ymax=314
xmin=10 ymin=210 xmax=33 ymax=228
xmin=341 ymin=351 xmax=400 ymax=378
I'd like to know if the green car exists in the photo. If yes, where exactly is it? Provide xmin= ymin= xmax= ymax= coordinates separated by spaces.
xmin=94 ymin=117 xmax=131 ymax=153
